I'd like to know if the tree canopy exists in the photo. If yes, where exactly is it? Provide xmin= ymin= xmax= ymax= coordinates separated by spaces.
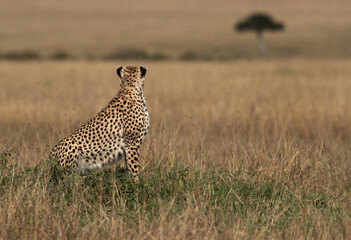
xmin=235 ymin=13 xmax=284 ymax=33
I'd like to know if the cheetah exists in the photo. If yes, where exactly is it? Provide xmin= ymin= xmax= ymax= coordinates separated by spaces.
xmin=49 ymin=66 xmax=150 ymax=181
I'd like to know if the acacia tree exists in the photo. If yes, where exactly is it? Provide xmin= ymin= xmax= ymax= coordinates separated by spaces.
xmin=235 ymin=13 xmax=284 ymax=57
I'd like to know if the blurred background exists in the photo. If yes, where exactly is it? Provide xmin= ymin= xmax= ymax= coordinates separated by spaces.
xmin=1 ymin=0 xmax=351 ymax=60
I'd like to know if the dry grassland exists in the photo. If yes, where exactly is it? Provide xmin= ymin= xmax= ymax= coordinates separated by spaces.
xmin=1 ymin=0 xmax=351 ymax=58
xmin=0 ymin=60 xmax=350 ymax=239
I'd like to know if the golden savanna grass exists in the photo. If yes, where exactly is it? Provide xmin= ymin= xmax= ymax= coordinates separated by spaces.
xmin=1 ymin=0 xmax=351 ymax=58
xmin=0 ymin=60 xmax=350 ymax=239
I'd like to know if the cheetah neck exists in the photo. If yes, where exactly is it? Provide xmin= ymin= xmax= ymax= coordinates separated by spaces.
xmin=118 ymin=84 xmax=144 ymax=101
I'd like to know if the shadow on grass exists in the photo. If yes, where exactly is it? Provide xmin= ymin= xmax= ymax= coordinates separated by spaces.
xmin=0 ymin=51 xmax=41 ymax=60
xmin=49 ymin=50 xmax=73 ymax=61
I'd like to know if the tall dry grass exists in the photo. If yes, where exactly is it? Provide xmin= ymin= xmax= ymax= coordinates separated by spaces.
xmin=0 ymin=60 xmax=350 ymax=239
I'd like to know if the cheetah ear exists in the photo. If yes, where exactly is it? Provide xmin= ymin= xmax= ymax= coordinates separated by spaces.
xmin=116 ymin=66 xmax=123 ymax=78
xmin=140 ymin=66 xmax=147 ymax=78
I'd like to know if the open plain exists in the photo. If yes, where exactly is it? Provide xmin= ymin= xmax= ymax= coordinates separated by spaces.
xmin=1 ymin=0 xmax=351 ymax=238
xmin=0 ymin=60 xmax=350 ymax=239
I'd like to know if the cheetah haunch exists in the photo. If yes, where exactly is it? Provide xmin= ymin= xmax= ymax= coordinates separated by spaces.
xmin=49 ymin=66 xmax=150 ymax=181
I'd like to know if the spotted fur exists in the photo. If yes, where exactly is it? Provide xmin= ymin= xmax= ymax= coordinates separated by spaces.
xmin=49 ymin=66 xmax=150 ymax=181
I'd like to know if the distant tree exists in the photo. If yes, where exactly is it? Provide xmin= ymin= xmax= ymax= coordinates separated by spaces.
xmin=235 ymin=13 xmax=284 ymax=57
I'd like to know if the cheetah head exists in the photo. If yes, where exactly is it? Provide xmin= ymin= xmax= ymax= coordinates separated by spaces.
xmin=116 ymin=66 xmax=147 ymax=87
